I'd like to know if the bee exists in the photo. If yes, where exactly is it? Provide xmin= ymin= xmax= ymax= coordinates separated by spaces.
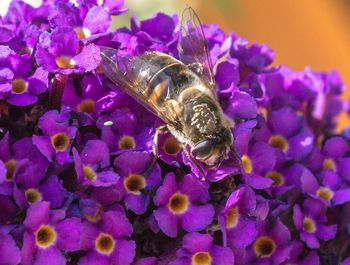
xmin=100 ymin=7 xmax=238 ymax=175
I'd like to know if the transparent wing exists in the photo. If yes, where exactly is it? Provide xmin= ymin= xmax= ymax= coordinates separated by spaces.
xmin=99 ymin=46 xmax=178 ymax=123
xmin=178 ymin=7 xmax=215 ymax=89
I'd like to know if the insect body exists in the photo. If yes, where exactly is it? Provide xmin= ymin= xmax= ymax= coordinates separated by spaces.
xmin=100 ymin=8 xmax=235 ymax=171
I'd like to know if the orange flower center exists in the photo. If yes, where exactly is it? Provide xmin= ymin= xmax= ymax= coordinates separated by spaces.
xmin=35 ymin=225 xmax=57 ymax=248
xmin=118 ymin=136 xmax=136 ymax=149
xmin=163 ymin=136 xmax=181 ymax=156
xmin=95 ymin=233 xmax=115 ymax=255
xmin=266 ymin=171 xmax=285 ymax=186
xmin=241 ymin=155 xmax=253 ymax=174
xmin=50 ymin=132 xmax=69 ymax=152
xmin=269 ymin=135 xmax=289 ymax=152
xmin=191 ymin=251 xmax=212 ymax=265
xmin=123 ymin=174 xmax=146 ymax=195
xmin=11 ymin=79 xmax=27 ymax=94
xmin=77 ymin=99 xmax=95 ymax=113
xmin=167 ymin=192 xmax=189 ymax=214
xmin=25 ymin=188 xmax=42 ymax=204
xmin=254 ymin=236 xmax=276 ymax=257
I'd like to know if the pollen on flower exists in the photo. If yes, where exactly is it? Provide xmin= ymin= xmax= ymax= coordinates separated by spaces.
xmin=167 ymin=192 xmax=189 ymax=214
xmin=268 ymin=135 xmax=289 ymax=152
xmin=35 ymin=225 xmax=57 ymax=249
xmin=51 ymin=132 xmax=69 ymax=152
xmin=77 ymin=99 xmax=95 ymax=113
xmin=83 ymin=165 xmax=97 ymax=181
xmin=191 ymin=251 xmax=212 ymax=265
xmin=226 ymin=206 xmax=240 ymax=229
xmin=25 ymin=188 xmax=42 ymax=204
xmin=266 ymin=171 xmax=285 ymax=187
xmin=11 ymin=79 xmax=27 ymax=94
xmin=241 ymin=155 xmax=253 ymax=174
xmin=162 ymin=136 xmax=181 ymax=156
xmin=118 ymin=135 xmax=136 ymax=149
xmin=123 ymin=174 xmax=146 ymax=195
xmin=95 ymin=233 xmax=115 ymax=255
xmin=316 ymin=187 xmax=334 ymax=201
xmin=323 ymin=158 xmax=336 ymax=171
xmin=303 ymin=217 xmax=316 ymax=233
xmin=253 ymin=236 xmax=277 ymax=258
xmin=55 ymin=56 xmax=75 ymax=69
xmin=5 ymin=159 xmax=16 ymax=181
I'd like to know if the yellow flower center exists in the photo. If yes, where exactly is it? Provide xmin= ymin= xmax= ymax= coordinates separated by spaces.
xmin=25 ymin=188 xmax=42 ymax=204
xmin=316 ymin=187 xmax=334 ymax=201
xmin=123 ymin=174 xmax=146 ymax=195
xmin=11 ymin=79 xmax=27 ymax=94
xmin=269 ymin=135 xmax=289 ymax=152
xmin=162 ymin=136 xmax=181 ymax=156
xmin=74 ymin=27 xmax=91 ymax=39
xmin=266 ymin=171 xmax=285 ymax=187
xmin=50 ymin=132 xmax=69 ymax=152
xmin=226 ymin=206 xmax=240 ymax=229
xmin=191 ymin=251 xmax=212 ymax=265
xmin=83 ymin=165 xmax=96 ymax=181
xmin=55 ymin=56 xmax=75 ymax=69
xmin=167 ymin=192 xmax=189 ymax=215
xmin=254 ymin=236 xmax=276 ymax=258
xmin=95 ymin=233 xmax=115 ymax=255
xmin=303 ymin=217 xmax=316 ymax=233
xmin=323 ymin=158 xmax=336 ymax=171
xmin=4 ymin=159 xmax=16 ymax=181
xmin=35 ymin=225 xmax=57 ymax=249
xmin=241 ymin=155 xmax=253 ymax=174
xmin=77 ymin=99 xmax=95 ymax=113
xmin=118 ymin=136 xmax=136 ymax=150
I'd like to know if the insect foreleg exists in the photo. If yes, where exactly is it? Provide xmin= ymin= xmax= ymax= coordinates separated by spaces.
xmin=181 ymin=144 xmax=206 ymax=181
xmin=143 ymin=124 xmax=168 ymax=176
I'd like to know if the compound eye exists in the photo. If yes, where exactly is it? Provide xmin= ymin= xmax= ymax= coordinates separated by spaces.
xmin=192 ymin=140 xmax=214 ymax=159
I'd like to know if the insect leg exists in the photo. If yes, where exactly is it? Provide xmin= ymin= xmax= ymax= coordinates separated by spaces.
xmin=181 ymin=144 xmax=206 ymax=181
xmin=230 ymin=145 xmax=242 ymax=163
xmin=143 ymin=124 xmax=168 ymax=176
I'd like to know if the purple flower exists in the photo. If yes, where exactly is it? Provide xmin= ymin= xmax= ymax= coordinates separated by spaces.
xmin=293 ymin=198 xmax=337 ymax=249
xmin=62 ymin=75 xmax=106 ymax=118
xmin=0 ymin=46 xmax=48 ymax=106
xmin=49 ymin=3 xmax=111 ymax=41
xmin=97 ymin=109 xmax=153 ymax=154
xmin=113 ymin=151 xmax=161 ymax=214
xmin=79 ymin=210 xmax=135 ymax=265
xmin=244 ymin=217 xmax=291 ymax=265
xmin=73 ymin=139 xmax=119 ymax=187
xmin=153 ymin=173 xmax=214 ymax=237
xmin=32 ymin=109 xmax=77 ymax=165
xmin=238 ymin=141 xmax=276 ymax=189
xmin=35 ymin=27 xmax=101 ymax=74
xmin=169 ymin=232 xmax=234 ymax=265
xmin=13 ymin=175 xmax=66 ymax=210
xmin=218 ymin=185 xmax=258 ymax=249
xmin=22 ymin=201 xmax=81 ymax=265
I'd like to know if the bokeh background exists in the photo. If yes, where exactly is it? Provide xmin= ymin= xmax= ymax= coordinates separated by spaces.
xmin=1 ymin=0 xmax=350 ymax=128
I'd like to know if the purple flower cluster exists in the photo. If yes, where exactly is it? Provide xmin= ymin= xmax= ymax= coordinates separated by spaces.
xmin=0 ymin=1 xmax=349 ymax=264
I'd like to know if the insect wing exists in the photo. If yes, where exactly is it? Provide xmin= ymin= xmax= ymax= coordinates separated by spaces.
xmin=100 ymin=46 xmax=174 ymax=122
xmin=178 ymin=7 xmax=215 ymax=89
xmin=100 ymin=46 xmax=135 ymax=91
